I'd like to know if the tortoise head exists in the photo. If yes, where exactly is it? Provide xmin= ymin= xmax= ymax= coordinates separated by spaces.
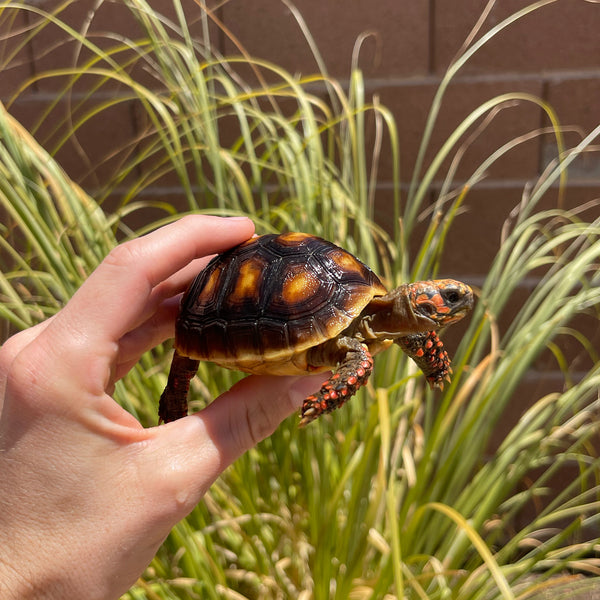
xmin=362 ymin=278 xmax=474 ymax=339
xmin=407 ymin=279 xmax=474 ymax=327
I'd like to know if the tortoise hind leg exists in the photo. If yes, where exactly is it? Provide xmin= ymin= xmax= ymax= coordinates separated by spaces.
xmin=159 ymin=350 xmax=200 ymax=423
xmin=300 ymin=336 xmax=374 ymax=426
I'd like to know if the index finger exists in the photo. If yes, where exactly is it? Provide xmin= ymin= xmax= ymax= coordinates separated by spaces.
xmin=58 ymin=215 xmax=255 ymax=344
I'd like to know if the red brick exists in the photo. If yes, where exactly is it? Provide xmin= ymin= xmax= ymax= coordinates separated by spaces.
xmin=367 ymin=82 xmax=435 ymax=186
xmin=26 ymin=0 xmax=221 ymax=93
xmin=222 ymin=0 xmax=429 ymax=79
xmin=0 ymin=8 xmax=35 ymax=98
xmin=538 ymin=183 xmax=600 ymax=216
xmin=434 ymin=0 xmax=600 ymax=75
xmin=20 ymin=1 xmax=135 ymax=92
xmin=439 ymin=181 xmax=600 ymax=279
xmin=370 ymin=185 xmax=434 ymax=259
xmin=546 ymin=77 xmax=600 ymax=135
xmin=542 ymin=77 xmax=600 ymax=181
xmin=374 ymin=182 xmax=599 ymax=288
xmin=7 ymin=96 xmax=138 ymax=188
xmin=434 ymin=184 xmax=527 ymax=279
xmin=534 ymin=311 xmax=600 ymax=374
xmin=372 ymin=77 xmax=544 ymax=185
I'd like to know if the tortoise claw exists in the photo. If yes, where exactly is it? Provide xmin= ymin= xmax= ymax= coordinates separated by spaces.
xmin=298 ymin=408 xmax=317 ymax=427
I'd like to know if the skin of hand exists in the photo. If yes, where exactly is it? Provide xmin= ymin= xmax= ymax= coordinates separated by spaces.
xmin=0 ymin=215 xmax=326 ymax=600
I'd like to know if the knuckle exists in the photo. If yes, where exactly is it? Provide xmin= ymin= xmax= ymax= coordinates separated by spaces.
xmin=103 ymin=240 xmax=138 ymax=269
xmin=245 ymin=400 xmax=278 ymax=447
xmin=3 ymin=344 xmax=39 ymax=400
xmin=225 ymin=396 xmax=278 ymax=456
xmin=0 ymin=330 xmax=37 ymax=385
xmin=0 ymin=335 xmax=20 ymax=375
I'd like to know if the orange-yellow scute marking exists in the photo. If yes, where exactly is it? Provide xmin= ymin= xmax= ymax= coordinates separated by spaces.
xmin=324 ymin=307 xmax=350 ymax=333
xmin=230 ymin=260 xmax=264 ymax=302
xmin=329 ymin=249 xmax=367 ymax=276
xmin=281 ymin=268 xmax=320 ymax=303
xmin=195 ymin=265 xmax=222 ymax=304
xmin=279 ymin=232 xmax=312 ymax=244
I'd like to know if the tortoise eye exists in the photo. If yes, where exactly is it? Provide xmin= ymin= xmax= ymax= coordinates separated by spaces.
xmin=443 ymin=290 xmax=461 ymax=305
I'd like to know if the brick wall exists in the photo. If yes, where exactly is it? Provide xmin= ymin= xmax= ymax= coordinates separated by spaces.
xmin=2 ymin=0 xmax=599 ymax=426
xmin=221 ymin=0 xmax=600 ymax=272
xmin=3 ymin=1 xmax=599 ymax=260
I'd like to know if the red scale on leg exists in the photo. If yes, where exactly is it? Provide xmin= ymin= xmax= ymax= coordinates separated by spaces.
xmin=300 ymin=341 xmax=374 ymax=426
xmin=398 ymin=330 xmax=452 ymax=389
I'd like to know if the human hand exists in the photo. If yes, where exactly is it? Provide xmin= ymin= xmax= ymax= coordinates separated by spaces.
xmin=0 ymin=215 xmax=325 ymax=600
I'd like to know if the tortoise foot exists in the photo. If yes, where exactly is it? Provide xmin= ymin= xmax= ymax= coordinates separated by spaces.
xmin=300 ymin=342 xmax=374 ymax=426
xmin=398 ymin=331 xmax=452 ymax=389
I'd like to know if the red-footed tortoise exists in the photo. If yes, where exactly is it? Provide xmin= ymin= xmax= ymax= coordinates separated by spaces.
xmin=159 ymin=232 xmax=473 ymax=426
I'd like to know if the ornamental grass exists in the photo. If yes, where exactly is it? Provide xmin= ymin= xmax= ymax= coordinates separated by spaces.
xmin=1 ymin=1 xmax=599 ymax=598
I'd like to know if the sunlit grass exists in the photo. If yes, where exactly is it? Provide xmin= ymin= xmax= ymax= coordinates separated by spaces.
xmin=1 ymin=0 xmax=600 ymax=598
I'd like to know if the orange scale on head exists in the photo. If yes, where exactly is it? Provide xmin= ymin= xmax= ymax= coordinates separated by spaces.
xmin=430 ymin=293 xmax=451 ymax=313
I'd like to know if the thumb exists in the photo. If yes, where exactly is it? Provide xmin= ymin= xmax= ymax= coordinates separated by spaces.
xmin=200 ymin=372 xmax=328 ymax=465
xmin=144 ymin=372 xmax=327 ymax=518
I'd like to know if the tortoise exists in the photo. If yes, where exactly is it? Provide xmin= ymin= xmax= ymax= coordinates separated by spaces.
xmin=159 ymin=232 xmax=473 ymax=426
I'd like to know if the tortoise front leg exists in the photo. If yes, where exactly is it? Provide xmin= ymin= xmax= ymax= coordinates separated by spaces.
xmin=300 ymin=336 xmax=374 ymax=426
xmin=159 ymin=350 xmax=200 ymax=423
xmin=397 ymin=331 xmax=452 ymax=389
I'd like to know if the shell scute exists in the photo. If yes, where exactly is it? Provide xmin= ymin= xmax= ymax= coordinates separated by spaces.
xmin=192 ymin=262 xmax=224 ymax=310
xmin=277 ymin=231 xmax=313 ymax=245
xmin=280 ymin=265 xmax=321 ymax=305
xmin=229 ymin=257 xmax=267 ymax=306
xmin=326 ymin=248 xmax=370 ymax=280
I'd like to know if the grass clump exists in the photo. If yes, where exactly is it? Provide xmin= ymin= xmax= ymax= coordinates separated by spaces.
xmin=1 ymin=1 xmax=600 ymax=598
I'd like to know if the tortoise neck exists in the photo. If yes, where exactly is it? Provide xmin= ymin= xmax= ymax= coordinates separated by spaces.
xmin=360 ymin=284 xmax=433 ymax=339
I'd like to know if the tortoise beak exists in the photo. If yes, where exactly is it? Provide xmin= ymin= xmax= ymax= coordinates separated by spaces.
xmin=441 ymin=307 xmax=470 ymax=325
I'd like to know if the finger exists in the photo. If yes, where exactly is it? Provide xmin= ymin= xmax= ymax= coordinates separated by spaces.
xmin=150 ymin=256 xmax=216 ymax=302
xmin=113 ymin=256 xmax=218 ymax=359
xmin=31 ymin=216 xmax=254 ymax=389
xmin=110 ymin=246 xmax=245 ymax=386
xmin=105 ymin=257 xmax=215 ymax=368
xmin=0 ymin=318 xmax=55 ymax=395
xmin=60 ymin=215 xmax=254 ymax=343
xmin=200 ymin=374 xmax=327 ymax=465
xmin=114 ymin=296 xmax=181 ymax=379
xmin=138 ymin=373 xmax=328 ymax=519
xmin=112 ymin=256 xmax=236 ymax=382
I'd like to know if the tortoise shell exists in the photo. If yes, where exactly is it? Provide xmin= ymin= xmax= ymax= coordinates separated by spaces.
xmin=175 ymin=232 xmax=388 ymax=375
